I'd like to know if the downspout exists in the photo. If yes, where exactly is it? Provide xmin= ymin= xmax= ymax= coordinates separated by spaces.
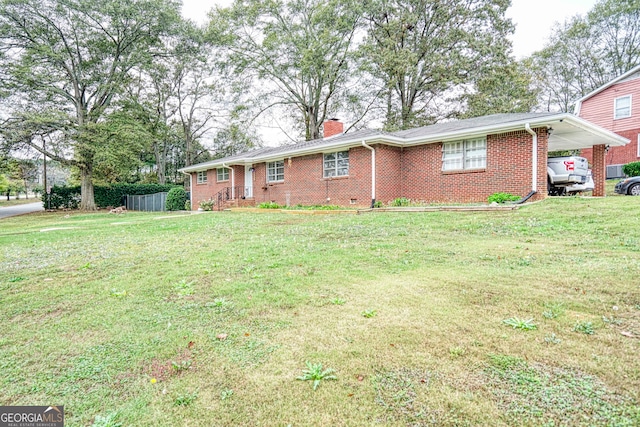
xmin=221 ymin=163 xmax=235 ymax=199
xmin=525 ymin=124 xmax=538 ymax=193
xmin=361 ymin=141 xmax=376 ymax=208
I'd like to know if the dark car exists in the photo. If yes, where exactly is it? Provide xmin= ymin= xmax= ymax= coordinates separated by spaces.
xmin=614 ymin=176 xmax=640 ymax=195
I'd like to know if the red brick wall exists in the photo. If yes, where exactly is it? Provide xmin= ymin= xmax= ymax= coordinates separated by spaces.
xmin=190 ymin=165 xmax=245 ymax=209
xmin=189 ymin=128 xmax=549 ymax=208
xmin=581 ymin=128 xmax=640 ymax=166
xmin=375 ymin=145 xmax=402 ymax=203
xmin=401 ymin=128 xmax=548 ymax=203
xmin=252 ymin=147 xmax=373 ymax=207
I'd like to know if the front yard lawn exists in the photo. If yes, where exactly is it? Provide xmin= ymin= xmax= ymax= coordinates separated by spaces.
xmin=1 ymin=197 xmax=638 ymax=426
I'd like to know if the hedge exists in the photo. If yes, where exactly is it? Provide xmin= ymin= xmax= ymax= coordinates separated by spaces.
xmin=43 ymin=183 xmax=179 ymax=209
xmin=166 ymin=187 xmax=188 ymax=211
xmin=622 ymin=161 xmax=640 ymax=178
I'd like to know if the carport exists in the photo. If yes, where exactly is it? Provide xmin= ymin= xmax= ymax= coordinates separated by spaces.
xmin=533 ymin=114 xmax=629 ymax=196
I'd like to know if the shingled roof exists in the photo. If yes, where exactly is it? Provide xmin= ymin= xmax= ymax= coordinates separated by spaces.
xmin=179 ymin=112 xmax=628 ymax=173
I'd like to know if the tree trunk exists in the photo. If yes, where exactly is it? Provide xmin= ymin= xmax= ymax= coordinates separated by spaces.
xmin=153 ymin=143 xmax=166 ymax=185
xmin=185 ymin=133 xmax=193 ymax=167
xmin=305 ymin=107 xmax=320 ymax=141
xmin=80 ymin=166 xmax=97 ymax=210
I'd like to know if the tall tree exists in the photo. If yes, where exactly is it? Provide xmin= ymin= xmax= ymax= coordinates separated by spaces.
xmin=531 ymin=0 xmax=640 ymax=112
xmin=0 ymin=0 xmax=182 ymax=209
xmin=589 ymin=0 xmax=640 ymax=76
xmin=174 ymin=58 xmax=222 ymax=168
xmin=7 ymin=158 xmax=38 ymax=198
xmin=210 ymin=0 xmax=366 ymax=141
xmin=362 ymin=0 xmax=515 ymax=130
xmin=461 ymin=59 xmax=539 ymax=118
xmin=126 ymin=23 xmax=222 ymax=184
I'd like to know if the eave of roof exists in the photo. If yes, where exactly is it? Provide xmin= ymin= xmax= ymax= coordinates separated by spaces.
xmin=178 ymin=112 xmax=629 ymax=173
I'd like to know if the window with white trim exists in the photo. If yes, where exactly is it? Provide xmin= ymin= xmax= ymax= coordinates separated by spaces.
xmin=442 ymin=138 xmax=486 ymax=171
xmin=637 ymin=134 xmax=640 ymax=157
xmin=614 ymin=95 xmax=631 ymax=119
xmin=323 ymin=151 xmax=349 ymax=178
xmin=217 ymin=168 xmax=229 ymax=182
xmin=267 ymin=160 xmax=284 ymax=182
xmin=197 ymin=170 xmax=207 ymax=184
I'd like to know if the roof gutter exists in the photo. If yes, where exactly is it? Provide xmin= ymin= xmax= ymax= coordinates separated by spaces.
xmin=525 ymin=123 xmax=538 ymax=192
xmin=178 ymin=113 xmax=630 ymax=174
xmin=361 ymin=141 xmax=376 ymax=208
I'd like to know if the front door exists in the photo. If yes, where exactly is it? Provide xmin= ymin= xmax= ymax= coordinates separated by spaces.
xmin=245 ymin=165 xmax=253 ymax=198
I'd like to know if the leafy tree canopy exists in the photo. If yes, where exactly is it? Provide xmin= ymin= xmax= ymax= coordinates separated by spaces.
xmin=0 ymin=0 xmax=183 ymax=209
xmin=531 ymin=0 xmax=640 ymax=112
xmin=362 ymin=0 xmax=515 ymax=130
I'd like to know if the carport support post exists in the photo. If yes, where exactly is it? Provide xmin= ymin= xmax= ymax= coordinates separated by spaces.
xmin=592 ymin=144 xmax=606 ymax=197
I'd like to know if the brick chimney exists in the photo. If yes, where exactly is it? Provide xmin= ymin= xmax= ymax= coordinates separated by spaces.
xmin=323 ymin=118 xmax=343 ymax=138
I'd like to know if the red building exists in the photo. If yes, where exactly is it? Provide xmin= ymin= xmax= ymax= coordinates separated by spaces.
xmin=180 ymin=113 xmax=627 ymax=209
xmin=576 ymin=64 xmax=640 ymax=178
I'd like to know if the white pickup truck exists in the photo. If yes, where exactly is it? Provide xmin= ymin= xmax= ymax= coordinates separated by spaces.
xmin=547 ymin=156 xmax=590 ymax=196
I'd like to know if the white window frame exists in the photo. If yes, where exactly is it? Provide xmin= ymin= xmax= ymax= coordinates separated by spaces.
xmin=442 ymin=138 xmax=486 ymax=171
xmin=217 ymin=168 xmax=229 ymax=182
xmin=323 ymin=150 xmax=349 ymax=178
xmin=637 ymin=134 xmax=640 ymax=158
xmin=267 ymin=160 xmax=284 ymax=182
xmin=614 ymin=95 xmax=632 ymax=119
xmin=196 ymin=170 xmax=207 ymax=184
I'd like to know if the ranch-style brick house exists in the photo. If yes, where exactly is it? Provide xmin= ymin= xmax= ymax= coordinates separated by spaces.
xmin=576 ymin=64 xmax=640 ymax=178
xmin=179 ymin=112 xmax=628 ymax=210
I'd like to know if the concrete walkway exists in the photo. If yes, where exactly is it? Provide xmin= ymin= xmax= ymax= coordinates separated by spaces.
xmin=0 ymin=202 xmax=44 ymax=219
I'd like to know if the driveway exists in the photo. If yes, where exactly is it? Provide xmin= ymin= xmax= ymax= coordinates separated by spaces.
xmin=0 ymin=202 xmax=44 ymax=219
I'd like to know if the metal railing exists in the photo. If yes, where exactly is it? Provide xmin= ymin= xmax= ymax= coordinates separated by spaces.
xmin=214 ymin=186 xmax=253 ymax=210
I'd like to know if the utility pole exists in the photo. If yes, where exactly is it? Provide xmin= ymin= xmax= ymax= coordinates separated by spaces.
xmin=42 ymin=140 xmax=48 ymax=209
xmin=42 ymin=139 xmax=47 ymax=194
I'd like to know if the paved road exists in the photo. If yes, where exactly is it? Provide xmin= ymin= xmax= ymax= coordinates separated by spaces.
xmin=0 ymin=202 xmax=44 ymax=219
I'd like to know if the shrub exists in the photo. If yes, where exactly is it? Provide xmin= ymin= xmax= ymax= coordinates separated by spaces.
xmin=184 ymin=200 xmax=191 ymax=211
xmin=390 ymin=197 xmax=411 ymax=207
xmin=199 ymin=199 xmax=215 ymax=211
xmin=43 ymin=185 xmax=81 ymax=209
xmin=488 ymin=192 xmax=520 ymax=204
xmin=166 ymin=187 xmax=187 ymax=211
xmin=95 ymin=183 xmax=177 ymax=207
xmin=622 ymin=161 xmax=640 ymax=177
xmin=372 ymin=200 xmax=383 ymax=208
xmin=44 ymin=184 xmax=178 ymax=209
xmin=258 ymin=201 xmax=281 ymax=209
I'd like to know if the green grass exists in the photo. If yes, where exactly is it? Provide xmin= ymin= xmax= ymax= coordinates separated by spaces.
xmin=1 ymin=197 xmax=639 ymax=426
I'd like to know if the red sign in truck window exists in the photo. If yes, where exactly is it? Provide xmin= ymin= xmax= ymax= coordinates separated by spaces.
xmin=564 ymin=161 xmax=574 ymax=171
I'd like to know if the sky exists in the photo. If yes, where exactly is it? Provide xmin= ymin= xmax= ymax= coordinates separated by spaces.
xmin=181 ymin=0 xmax=599 ymax=59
